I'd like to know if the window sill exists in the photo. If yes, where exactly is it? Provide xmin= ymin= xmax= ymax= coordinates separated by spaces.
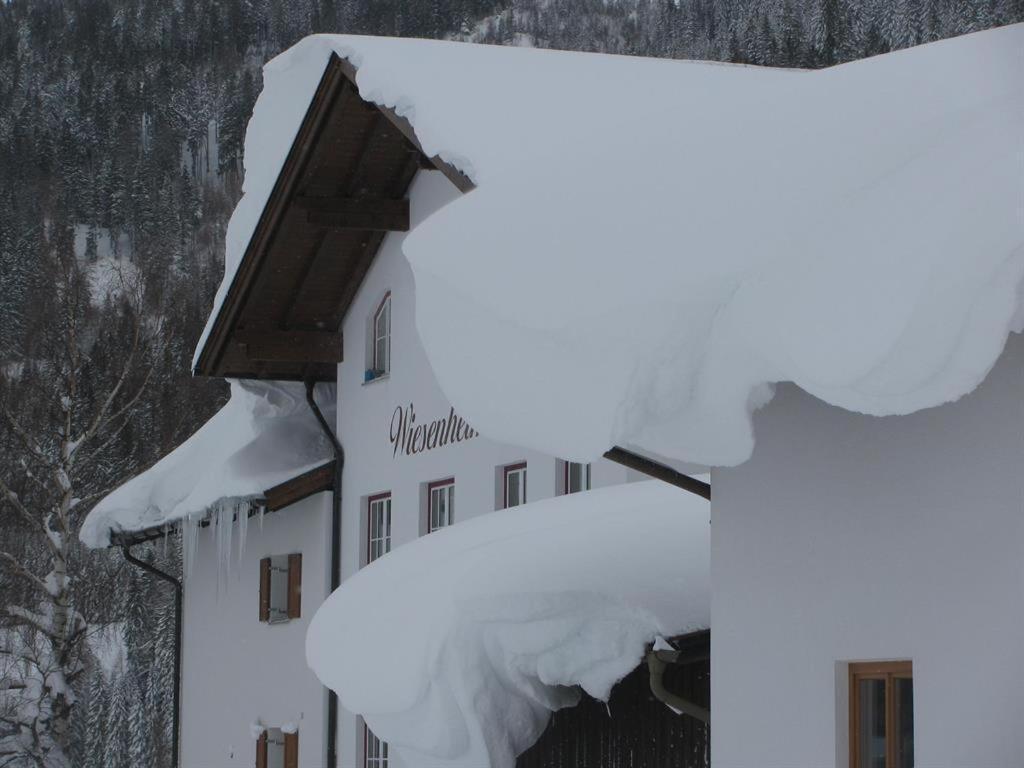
xmin=362 ymin=373 xmax=390 ymax=386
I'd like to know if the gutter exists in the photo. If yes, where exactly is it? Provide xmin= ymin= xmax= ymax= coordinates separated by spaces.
xmin=304 ymin=380 xmax=343 ymax=768
xmin=603 ymin=446 xmax=711 ymax=500
xmin=119 ymin=542 xmax=182 ymax=768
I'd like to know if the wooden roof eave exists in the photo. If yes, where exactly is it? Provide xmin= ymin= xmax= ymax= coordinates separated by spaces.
xmin=193 ymin=52 xmax=475 ymax=382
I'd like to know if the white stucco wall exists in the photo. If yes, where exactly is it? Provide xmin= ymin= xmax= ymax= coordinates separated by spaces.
xmin=334 ymin=170 xmax=634 ymax=768
xmin=180 ymin=492 xmax=333 ymax=768
xmin=711 ymin=334 xmax=1024 ymax=768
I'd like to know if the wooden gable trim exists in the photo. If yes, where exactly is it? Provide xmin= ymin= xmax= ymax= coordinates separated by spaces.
xmin=296 ymin=195 xmax=410 ymax=231
xmin=195 ymin=56 xmax=350 ymax=378
xmin=332 ymin=56 xmax=476 ymax=195
xmin=194 ymin=53 xmax=475 ymax=380
xmin=263 ymin=460 xmax=336 ymax=513
xmin=235 ymin=329 xmax=343 ymax=364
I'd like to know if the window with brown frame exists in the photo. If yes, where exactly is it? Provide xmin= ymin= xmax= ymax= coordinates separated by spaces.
xmin=849 ymin=660 xmax=913 ymax=768
xmin=503 ymin=463 xmax=527 ymax=508
xmin=367 ymin=493 xmax=392 ymax=564
xmin=563 ymin=461 xmax=591 ymax=494
xmin=427 ymin=479 xmax=454 ymax=532
xmin=258 ymin=554 xmax=302 ymax=624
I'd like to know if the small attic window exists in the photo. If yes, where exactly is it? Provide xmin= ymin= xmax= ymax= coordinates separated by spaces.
xmin=259 ymin=554 xmax=302 ymax=624
xmin=372 ymin=292 xmax=391 ymax=377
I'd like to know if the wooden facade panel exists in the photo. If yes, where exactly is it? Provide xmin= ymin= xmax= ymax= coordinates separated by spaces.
xmin=517 ymin=634 xmax=710 ymax=768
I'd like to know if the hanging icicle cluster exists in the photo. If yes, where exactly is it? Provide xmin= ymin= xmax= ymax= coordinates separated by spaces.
xmin=179 ymin=498 xmax=263 ymax=580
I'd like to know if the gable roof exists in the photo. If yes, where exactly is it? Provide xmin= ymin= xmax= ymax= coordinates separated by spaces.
xmin=193 ymin=53 xmax=471 ymax=382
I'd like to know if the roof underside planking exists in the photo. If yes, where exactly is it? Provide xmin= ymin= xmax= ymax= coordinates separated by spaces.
xmin=194 ymin=54 xmax=472 ymax=382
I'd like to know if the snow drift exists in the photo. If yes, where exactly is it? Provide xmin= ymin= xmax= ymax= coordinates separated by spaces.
xmin=200 ymin=24 xmax=1024 ymax=467
xmin=80 ymin=381 xmax=334 ymax=549
xmin=306 ymin=481 xmax=709 ymax=768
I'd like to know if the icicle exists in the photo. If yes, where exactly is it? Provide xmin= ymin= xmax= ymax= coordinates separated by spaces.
xmin=213 ymin=501 xmax=235 ymax=592
xmin=182 ymin=514 xmax=200 ymax=580
xmin=236 ymin=499 xmax=251 ymax=573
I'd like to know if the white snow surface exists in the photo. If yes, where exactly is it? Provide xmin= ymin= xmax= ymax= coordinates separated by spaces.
xmin=306 ymin=481 xmax=709 ymax=768
xmin=80 ymin=381 xmax=334 ymax=548
xmin=198 ymin=25 xmax=1024 ymax=467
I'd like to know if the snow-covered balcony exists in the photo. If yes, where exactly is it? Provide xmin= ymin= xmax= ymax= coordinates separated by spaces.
xmin=307 ymin=481 xmax=710 ymax=768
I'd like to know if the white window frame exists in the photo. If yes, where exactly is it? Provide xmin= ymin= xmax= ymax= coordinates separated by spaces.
xmin=373 ymin=292 xmax=391 ymax=376
xmin=367 ymin=493 xmax=391 ymax=564
xmin=364 ymin=723 xmax=389 ymax=768
xmin=503 ymin=463 xmax=527 ymax=509
xmin=564 ymin=461 xmax=591 ymax=494
xmin=428 ymin=479 xmax=455 ymax=532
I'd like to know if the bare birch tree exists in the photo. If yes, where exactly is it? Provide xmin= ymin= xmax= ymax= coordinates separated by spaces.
xmin=0 ymin=237 xmax=154 ymax=768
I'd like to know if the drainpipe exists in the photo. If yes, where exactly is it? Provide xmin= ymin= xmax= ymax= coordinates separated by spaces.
xmin=646 ymin=645 xmax=710 ymax=725
xmin=305 ymin=380 xmax=343 ymax=768
xmin=120 ymin=543 xmax=182 ymax=768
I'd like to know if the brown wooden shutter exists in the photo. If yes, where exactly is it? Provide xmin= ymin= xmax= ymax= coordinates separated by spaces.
xmin=259 ymin=557 xmax=271 ymax=622
xmin=255 ymin=732 xmax=267 ymax=768
xmin=284 ymin=731 xmax=299 ymax=768
xmin=287 ymin=553 xmax=302 ymax=619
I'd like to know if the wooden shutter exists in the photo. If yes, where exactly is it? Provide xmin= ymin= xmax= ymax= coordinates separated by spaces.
xmin=255 ymin=732 xmax=267 ymax=768
xmin=259 ymin=557 xmax=271 ymax=622
xmin=287 ymin=553 xmax=302 ymax=619
xmin=284 ymin=731 xmax=299 ymax=768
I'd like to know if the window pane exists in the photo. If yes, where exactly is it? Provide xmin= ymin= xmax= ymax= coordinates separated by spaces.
xmin=858 ymin=679 xmax=886 ymax=768
xmin=507 ymin=472 xmax=520 ymax=507
xmin=895 ymin=677 xmax=914 ymax=768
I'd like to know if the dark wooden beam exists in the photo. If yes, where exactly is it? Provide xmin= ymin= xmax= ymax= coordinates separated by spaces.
xmin=333 ymin=55 xmax=476 ymax=194
xmin=264 ymin=461 xmax=336 ymax=512
xmin=603 ymin=446 xmax=711 ymax=500
xmin=296 ymin=196 xmax=410 ymax=231
xmin=235 ymin=329 xmax=343 ymax=364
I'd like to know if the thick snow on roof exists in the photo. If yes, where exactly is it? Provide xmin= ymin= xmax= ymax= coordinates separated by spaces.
xmin=306 ymin=481 xmax=709 ymax=768
xmin=201 ymin=25 xmax=1023 ymax=467
xmin=80 ymin=381 xmax=334 ymax=548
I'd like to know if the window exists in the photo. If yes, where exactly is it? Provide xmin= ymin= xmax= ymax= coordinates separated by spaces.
xmin=259 ymin=554 xmax=301 ymax=623
xmin=849 ymin=661 xmax=913 ymax=768
xmin=365 ymin=723 xmax=389 ymax=768
xmin=503 ymin=463 xmax=527 ymax=508
xmin=564 ymin=462 xmax=591 ymax=494
xmin=367 ymin=493 xmax=392 ymax=563
xmin=255 ymin=727 xmax=298 ymax=768
xmin=372 ymin=292 xmax=391 ymax=376
xmin=428 ymin=479 xmax=455 ymax=532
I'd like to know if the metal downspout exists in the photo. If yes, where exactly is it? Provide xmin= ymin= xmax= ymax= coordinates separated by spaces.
xmin=120 ymin=544 xmax=182 ymax=768
xmin=646 ymin=647 xmax=711 ymax=725
xmin=305 ymin=380 xmax=343 ymax=768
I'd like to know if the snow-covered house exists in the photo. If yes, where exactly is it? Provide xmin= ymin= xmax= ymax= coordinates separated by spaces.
xmin=84 ymin=20 xmax=1022 ymax=768
xmin=80 ymin=36 xmax=714 ymax=768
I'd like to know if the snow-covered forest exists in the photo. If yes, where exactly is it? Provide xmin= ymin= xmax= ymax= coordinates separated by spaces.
xmin=0 ymin=0 xmax=1019 ymax=765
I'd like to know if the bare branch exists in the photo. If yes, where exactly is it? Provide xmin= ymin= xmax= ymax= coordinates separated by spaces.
xmin=73 ymin=311 xmax=143 ymax=453
xmin=0 ymin=477 xmax=43 ymax=536
xmin=0 ymin=554 xmax=52 ymax=601
xmin=0 ymin=402 xmax=54 ymax=471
